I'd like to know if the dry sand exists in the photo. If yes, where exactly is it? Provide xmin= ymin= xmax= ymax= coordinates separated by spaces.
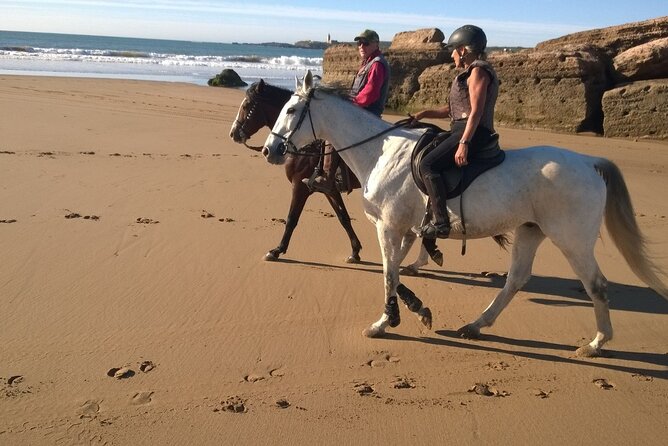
xmin=0 ymin=76 xmax=667 ymax=445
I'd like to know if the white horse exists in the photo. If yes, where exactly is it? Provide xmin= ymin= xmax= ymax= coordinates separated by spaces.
xmin=262 ymin=71 xmax=668 ymax=357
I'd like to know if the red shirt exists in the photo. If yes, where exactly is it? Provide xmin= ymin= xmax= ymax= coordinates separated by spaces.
xmin=352 ymin=50 xmax=387 ymax=109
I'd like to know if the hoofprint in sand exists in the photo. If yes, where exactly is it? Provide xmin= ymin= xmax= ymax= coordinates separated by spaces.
xmin=0 ymin=76 xmax=666 ymax=445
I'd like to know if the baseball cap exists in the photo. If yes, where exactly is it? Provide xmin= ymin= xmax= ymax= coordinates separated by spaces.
xmin=354 ymin=29 xmax=379 ymax=43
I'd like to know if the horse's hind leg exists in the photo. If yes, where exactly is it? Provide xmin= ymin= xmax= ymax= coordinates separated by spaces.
xmin=459 ymin=223 xmax=546 ymax=338
xmin=323 ymin=191 xmax=362 ymax=263
xmin=554 ymin=242 xmax=611 ymax=357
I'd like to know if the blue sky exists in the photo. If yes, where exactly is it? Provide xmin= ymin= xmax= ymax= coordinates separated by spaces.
xmin=2 ymin=0 xmax=667 ymax=46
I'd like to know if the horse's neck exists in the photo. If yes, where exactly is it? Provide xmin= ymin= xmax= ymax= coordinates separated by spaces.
xmin=313 ymin=97 xmax=393 ymax=182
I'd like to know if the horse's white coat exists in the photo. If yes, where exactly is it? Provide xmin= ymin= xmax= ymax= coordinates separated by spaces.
xmin=263 ymin=72 xmax=667 ymax=356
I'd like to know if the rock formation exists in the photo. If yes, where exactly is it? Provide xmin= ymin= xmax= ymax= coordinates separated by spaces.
xmin=322 ymin=17 xmax=668 ymax=140
xmin=208 ymin=69 xmax=248 ymax=88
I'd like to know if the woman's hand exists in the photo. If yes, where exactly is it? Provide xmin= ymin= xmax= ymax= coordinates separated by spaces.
xmin=455 ymin=143 xmax=468 ymax=166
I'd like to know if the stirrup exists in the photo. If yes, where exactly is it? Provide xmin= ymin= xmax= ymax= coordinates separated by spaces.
xmin=301 ymin=176 xmax=334 ymax=194
xmin=415 ymin=222 xmax=450 ymax=239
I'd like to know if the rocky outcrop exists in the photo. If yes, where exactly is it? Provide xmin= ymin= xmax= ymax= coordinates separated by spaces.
xmin=385 ymin=30 xmax=451 ymax=111
xmin=536 ymin=16 xmax=668 ymax=58
xmin=613 ymin=37 xmax=668 ymax=82
xmin=602 ymin=80 xmax=668 ymax=139
xmin=489 ymin=49 xmax=608 ymax=133
xmin=208 ymin=69 xmax=247 ymax=87
xmin=322 ymin=18 xmax=668 ymax=140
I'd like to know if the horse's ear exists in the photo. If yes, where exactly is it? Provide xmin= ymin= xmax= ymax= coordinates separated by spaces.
xmin=304 ymin=70 xmax=313 ymax=91
xmin=258 ymin=79 xmax=265 ymax=92
xmin=295 ymin=75 xmax=302 ymax=91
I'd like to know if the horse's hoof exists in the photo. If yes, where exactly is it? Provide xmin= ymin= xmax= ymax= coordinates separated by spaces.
xmin=457 ymin=324 xmax=480 ymax=339
xmin=345 ymin=254 xmax=361 ymax=264
xmin=418 ymin=307 xmax=432 ymax=330
xmin=400 ymin=265 xmax=419 ymax=276
xmin=575 ymin=345 xmax=602 ymax=358
xmin=263 ymin=251 xmax=279 ymax=261
xmin=431 ymin=250 xmax=444 ymax=267
xmin=362 ymin=326 xmax=386 ymax=338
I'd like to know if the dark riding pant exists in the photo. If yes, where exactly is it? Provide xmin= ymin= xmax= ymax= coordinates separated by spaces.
xmin=419 ymin=120 xmax=495 ymax=176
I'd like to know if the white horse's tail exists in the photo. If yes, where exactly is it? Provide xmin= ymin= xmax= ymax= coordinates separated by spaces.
xmin=596 ymin=159 xmax=668 ymax=299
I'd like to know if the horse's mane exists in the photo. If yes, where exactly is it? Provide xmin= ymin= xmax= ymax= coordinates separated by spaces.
xmin=299 ymin=84 xmax=351 ymax=102
xmin=247 ymin=81 xmax=292 ymax=103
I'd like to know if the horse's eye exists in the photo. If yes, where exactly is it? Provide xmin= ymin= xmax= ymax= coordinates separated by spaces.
xmin=286 ymin=108 xmax=296 ymax=114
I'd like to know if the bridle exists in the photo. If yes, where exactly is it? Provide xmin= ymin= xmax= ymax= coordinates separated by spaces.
xmin=269 ymin=87 xmax=412 ymax=158
xmin=233 ymin=91 xmax=272 ymax=152
xmin=269 ymin=88 xmax=318 ymax=157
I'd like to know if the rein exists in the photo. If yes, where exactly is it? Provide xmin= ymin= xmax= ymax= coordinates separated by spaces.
xmin=272 ymin=88 xmax=412 ymax=158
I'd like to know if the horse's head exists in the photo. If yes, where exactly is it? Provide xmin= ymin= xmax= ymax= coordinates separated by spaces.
xmin=229 ymin=79 xmax=292 ymax=149
xmin=262 ymin=71 xmax=317 ymax=165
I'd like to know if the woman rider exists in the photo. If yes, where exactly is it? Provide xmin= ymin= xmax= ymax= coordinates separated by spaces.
xmin=411 ymin=25 xmax=499 ymax=239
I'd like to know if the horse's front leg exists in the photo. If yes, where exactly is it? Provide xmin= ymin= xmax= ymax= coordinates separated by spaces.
xmin=264 ymin=180 xmax=310 ymax=261
xmin=363 ymin=225 xmax=432 ymax=337
xmin=323 ymin=190 xmax=362 ymax=264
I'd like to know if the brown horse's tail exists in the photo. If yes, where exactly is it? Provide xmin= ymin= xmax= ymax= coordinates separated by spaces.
xmin=595 ymin=158 xmax=668 ymax=299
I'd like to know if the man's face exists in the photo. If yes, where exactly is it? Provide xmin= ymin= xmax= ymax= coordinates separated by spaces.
xmin=357 ymin=40 xmax=378 ymax=59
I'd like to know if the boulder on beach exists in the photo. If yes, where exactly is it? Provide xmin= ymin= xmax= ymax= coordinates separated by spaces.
xmin=208 ymin=69 xmax=248 ymax=87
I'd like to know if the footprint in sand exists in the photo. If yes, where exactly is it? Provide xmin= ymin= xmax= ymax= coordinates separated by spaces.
xmin=392 ymin=377 xmax=415 ymax=389
xmin=106 ymin=367 xmax=135 ymax=379
xmin=136 ymin=217 xmax=159 ymax=224
xmin=131 ymin=391 xmax=154 ymax=405
xmin=593 ymin=378 xmax=615 ymax=390
xmin=201 ymin=210 xmax=215 ymax=219
xmin=269 ymin=367 xmax=286 ymax=378
xmin=139 ymin=361 xmax=156 ymax=373
xmin=77 ymin=400 xmax=101 ymax=417
xmin=353 ymin=382 xmax=375 ymax=396
xmin=214 ymin=396 xmax=247 ymax=413
xmin=65 ymin=212 xmax=99 ymax=220
xmin=365 ymin=351 xmax=400 ymax=368
xmin=468 ymin=383 xmax=510 ymax=397
xmin=244 ymin=374 xmax=266 ymax=383
xmin=0 ymin=219 xmax=17 ymax=224
xmin=275 ymin=399 xmax=290 ymax=409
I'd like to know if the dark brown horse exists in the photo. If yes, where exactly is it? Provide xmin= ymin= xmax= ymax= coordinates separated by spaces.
xmin=230 ymin=80 xmax=442 ymax=267
xmin=230 ymin=80 xmax=363 ymax=262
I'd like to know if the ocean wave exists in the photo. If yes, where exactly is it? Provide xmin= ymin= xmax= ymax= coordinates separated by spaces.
xmin=0 ymin=46 xmax=322 ymax=70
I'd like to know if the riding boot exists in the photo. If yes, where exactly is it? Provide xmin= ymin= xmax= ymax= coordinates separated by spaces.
xmin=418 ymin=173 xmax=451 ymax=239
xmin=302 ymin=146 xmax=339 ymax=194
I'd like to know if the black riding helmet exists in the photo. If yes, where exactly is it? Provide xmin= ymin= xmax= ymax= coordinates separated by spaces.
xmin=447 ymin=25 xmax=487 ymax=53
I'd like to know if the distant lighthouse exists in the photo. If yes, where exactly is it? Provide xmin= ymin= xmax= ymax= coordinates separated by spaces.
xmin=327 ymin=33 xmax=331 ymax=44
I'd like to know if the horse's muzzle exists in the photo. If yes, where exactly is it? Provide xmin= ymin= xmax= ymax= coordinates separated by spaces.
xmin=263 ymin=144 xmax=286 ymax=165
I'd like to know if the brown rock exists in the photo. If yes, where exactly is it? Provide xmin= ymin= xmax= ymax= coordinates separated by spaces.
xmin=613 ymin=37 xmax=668 ymax=82
xmin=389 ymin=28 xmax=445 ymax=50
xmin=322 ymin=43 xmax=358 ymax=88
xmin=536 ymin=16 xmax=668 ymax=58
xmin=488 ymin=49 xmax=608 ymax=133
xmin=602 ymin=79 xmax=668 ymax=140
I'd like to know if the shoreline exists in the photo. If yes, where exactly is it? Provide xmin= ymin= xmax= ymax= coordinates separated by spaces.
xmin=1 ymin=75 xmax=666 ymax=445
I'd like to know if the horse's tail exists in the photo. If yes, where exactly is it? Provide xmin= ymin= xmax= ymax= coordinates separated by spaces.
xmin=595 ymin=158 xmax=668 ymax=299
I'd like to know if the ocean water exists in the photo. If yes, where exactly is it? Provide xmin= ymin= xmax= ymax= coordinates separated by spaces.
xmin=0 ymin=30 xmax=323 ymax=90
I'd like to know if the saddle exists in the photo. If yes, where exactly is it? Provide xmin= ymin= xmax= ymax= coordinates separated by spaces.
xmin=336 ymin=163 xmax=361 ymax=194
xmin=410 ymin=125 xmax=505 ymax=198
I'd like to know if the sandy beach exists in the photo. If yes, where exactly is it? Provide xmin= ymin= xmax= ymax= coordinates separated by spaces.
xmin=1 ymin=75 xmax=667 ymax=445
